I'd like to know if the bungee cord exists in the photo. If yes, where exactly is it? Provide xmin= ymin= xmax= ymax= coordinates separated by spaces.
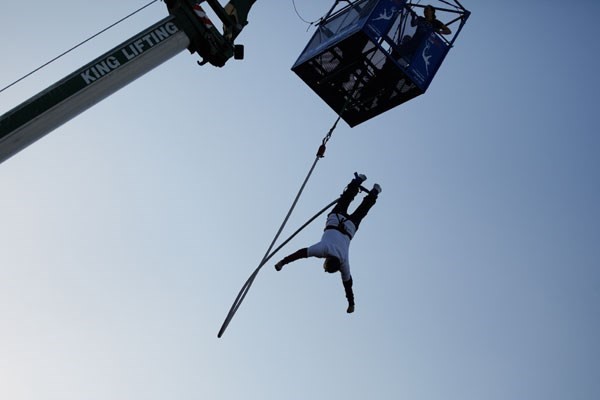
xmin=217 ymin=110 xmax=348 ymax=338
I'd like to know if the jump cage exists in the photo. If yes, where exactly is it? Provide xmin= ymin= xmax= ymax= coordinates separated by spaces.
xmin=292 ymin=0 xmax=470 ymax=127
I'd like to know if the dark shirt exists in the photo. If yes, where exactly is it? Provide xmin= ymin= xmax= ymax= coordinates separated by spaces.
xmin=413 ymin=15 xmax=447 ymax=35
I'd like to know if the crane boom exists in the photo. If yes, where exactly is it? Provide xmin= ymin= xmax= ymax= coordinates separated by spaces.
xmin=0 ymin=0 xmax=255 ymax=165
xmin=0 ymin=16 xmax=188 ymax=164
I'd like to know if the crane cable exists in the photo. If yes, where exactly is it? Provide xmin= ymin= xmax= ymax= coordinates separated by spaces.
xmin=0 ymin=0 xmax=160 ymax=95
xmin=217 ymin=112 xmax=346 ymax=338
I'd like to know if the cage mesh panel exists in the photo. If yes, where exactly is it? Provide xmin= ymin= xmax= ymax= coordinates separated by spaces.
xmin=291 ymin=0 xmax=453 ymax=126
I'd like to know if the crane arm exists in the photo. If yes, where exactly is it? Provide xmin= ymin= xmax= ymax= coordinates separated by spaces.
xmin=0 ymin=16 xmax=188 ymax=165
xmin=0 ymin=0 xmax=256 ymax=165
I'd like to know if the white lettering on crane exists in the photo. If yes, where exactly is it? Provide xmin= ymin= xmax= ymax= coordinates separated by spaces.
xmin=80 ymin=56 xmax=121 ymax=85
xmin=80 ymin=21 xmax=179 ymax=85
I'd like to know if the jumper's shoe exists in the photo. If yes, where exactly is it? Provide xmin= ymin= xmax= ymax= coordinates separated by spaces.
xmin=353 ymin=172 xmax=367 ymax=184
xmin=275 ymin=261 xmax=284 ymax=271
xmin=372 ymin=183 xmax=382 ymax=195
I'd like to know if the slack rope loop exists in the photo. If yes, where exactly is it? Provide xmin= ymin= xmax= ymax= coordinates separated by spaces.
xmin=0 ymin=0 xmax=160 ymax=95
xmin=217 ymin=198 xmax=339 ymax=338
xmin=216 ymin=152 xmax=322 ymax=338
xmin=217 ymin=107 xmax=347 ymax=338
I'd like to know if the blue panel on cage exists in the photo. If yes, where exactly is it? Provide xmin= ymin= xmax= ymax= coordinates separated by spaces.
xmin=292 ymin=0 xmax=452 ymax=127
xmin=404 ymin=32 xmax=449 ymax=88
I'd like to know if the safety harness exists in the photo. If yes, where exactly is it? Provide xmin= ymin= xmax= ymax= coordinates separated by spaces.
xmin=325 ymin=213 xmax=354 ymax=239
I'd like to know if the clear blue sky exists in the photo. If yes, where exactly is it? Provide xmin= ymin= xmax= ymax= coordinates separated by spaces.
xmin=1 ymin=1 xmax=599 ymax=400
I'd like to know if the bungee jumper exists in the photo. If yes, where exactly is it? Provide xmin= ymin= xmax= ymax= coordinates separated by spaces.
xmin=274 ymin=173 xmax=381 ymax=314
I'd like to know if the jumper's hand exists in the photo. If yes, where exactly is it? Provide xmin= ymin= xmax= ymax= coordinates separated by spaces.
xmin=347 ymin=304 xmax=355 ymax=314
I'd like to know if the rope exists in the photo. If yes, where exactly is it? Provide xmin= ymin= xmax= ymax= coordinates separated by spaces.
xmin=217 ymin=113 xmax=347 ymax=338
xmin=0 ymin=0 xmax=160 ymax=95
xmin=291 ymin=0 xmax=325 ymax=28
xmin=217 ymin=0 xmax=374 ymax=336
xmin=218 ymin=1 xmax=401 ymax=336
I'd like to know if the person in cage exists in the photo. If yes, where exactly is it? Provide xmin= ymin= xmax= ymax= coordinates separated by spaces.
xmin=274 ymin=173 xmax=382 ymax=314
xmin=414 ymin=5 xmax=452 ymax=36
xmin=397 ymin=5 xmax=450 ymax=59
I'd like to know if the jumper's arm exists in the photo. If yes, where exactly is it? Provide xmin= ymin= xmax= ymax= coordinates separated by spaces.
xmin=0 ymin=0 xmax=257 ymax=165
